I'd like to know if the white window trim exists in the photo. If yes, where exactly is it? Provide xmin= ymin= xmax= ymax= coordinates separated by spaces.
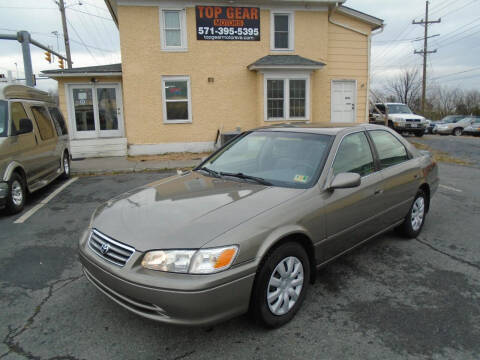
xmin=270 ymin=10 xmax=294 ymax=51
xmin=161 ymin=75 xmax=192 ymax=124
xmin=263 ymin=72 xmax=310 ymax=122
xmin=159 ymin=8 xmax=188 ymax=52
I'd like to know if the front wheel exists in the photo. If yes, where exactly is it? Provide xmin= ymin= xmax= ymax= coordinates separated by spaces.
xmin=6 ymin=173 xmax=26 ymax=214
xmin=61 ymin=151 xmax=71 ymax=179
xmin=398 ymin=190 xmax=427 ymax=238
xmin=414 ymin=131 xmax=424 ymax=137
xmin=453 ymin=128 xmax=463 ymax=136
xmin=250 ymin=242 xmax=310 ymax=328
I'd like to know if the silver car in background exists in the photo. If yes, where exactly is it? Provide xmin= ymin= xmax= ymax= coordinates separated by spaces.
xmin=79 ymin=124 xmax=438 ymax=328
xmin=463 ymin=116 xmax=480 ymax=136
xmin=0 ymin=84 xmax=70 ymax=214
xmin=434 ymin=116 xmax=475 ymax=136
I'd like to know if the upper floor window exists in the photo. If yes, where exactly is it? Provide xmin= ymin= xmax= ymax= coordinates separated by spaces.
xmin=271 ymin=11 xmax=294 ymax=51
xmin=160 ymin=9 xmax=187 ymax=51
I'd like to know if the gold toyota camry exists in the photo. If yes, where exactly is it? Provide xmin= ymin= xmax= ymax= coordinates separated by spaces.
xmin=78 ymin=124 xmax=439 ymax=328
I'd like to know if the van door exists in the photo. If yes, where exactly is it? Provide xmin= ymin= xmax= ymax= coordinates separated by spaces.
xmin=27 ymin=105 xmax=59 ymax=179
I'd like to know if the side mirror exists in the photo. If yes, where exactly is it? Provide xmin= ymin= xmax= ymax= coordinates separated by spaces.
xmin=17 ymin=118 xmax=33 ymax=135
xmin=329 ymin=172 xmax=361 ymax=190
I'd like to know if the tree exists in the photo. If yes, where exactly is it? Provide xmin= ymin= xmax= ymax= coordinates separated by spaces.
xmin=385 ymin=68 xmax=422 ymax=111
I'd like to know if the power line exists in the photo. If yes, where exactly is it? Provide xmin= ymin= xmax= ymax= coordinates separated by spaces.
xmin=66 ymin=18 xmax=99 ymax=64
xmin=431 ymin=66 xmax=480 ymax=80
xmin=67 ymin=7 xmax=113 ymax=21
xmin=436 ymin=0 xmax=478 ymax=18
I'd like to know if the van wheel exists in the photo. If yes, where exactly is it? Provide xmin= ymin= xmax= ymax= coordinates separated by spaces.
xmin=61 ymin=151 xmax=70 ymax=179
xmin=250 ymin=242 xmax=310 ymax=328
xmin=6 ymin=173 xmax=26 ymax=214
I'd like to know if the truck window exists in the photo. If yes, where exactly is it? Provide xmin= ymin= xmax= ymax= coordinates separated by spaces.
xmin=31 ymin=106 xmax=55 ymax=140
xmin=10 ymin=102 xmax=29 ymax=134
xmin=48 ymin=107 xmax=68 ymax=136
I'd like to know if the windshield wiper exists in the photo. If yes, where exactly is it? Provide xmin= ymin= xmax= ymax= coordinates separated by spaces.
xmin=219 ymin=172 xmax=272 ymax=186
xmin=197 ymin=167 xmax=221 ymax=178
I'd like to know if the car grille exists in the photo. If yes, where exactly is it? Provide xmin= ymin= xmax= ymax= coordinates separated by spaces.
xmin=88 ymin=229 xmax=135 ymax=267
xmin=406 ymin=119 xmax=421 ymax=122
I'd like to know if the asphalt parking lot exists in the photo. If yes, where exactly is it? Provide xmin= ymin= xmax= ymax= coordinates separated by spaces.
xmin=1 ymin=136 xmax=479 ymax=360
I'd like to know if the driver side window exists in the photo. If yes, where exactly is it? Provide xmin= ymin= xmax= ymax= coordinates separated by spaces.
xmin=10 ymin=102 xmax=28 ymax=134
xmin=332 ymin=132 xmax=375 ymax=177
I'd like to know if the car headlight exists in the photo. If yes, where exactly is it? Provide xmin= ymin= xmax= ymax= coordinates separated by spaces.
xmin=141 ymin=245 xmax=238 ymax=274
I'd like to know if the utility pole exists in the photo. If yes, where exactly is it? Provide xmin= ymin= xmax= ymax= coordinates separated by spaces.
xmin=58 ymin=0 xmax=73 ymax=69
xmin=413 ymin=0 xmax=441 ymax=114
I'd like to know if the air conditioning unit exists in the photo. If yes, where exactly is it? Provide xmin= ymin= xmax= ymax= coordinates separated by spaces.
xmin=220 ymin=131 xmax=241 ymax=146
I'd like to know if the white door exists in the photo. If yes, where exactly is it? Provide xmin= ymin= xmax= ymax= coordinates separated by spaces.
xmin=68 ymin=83 xmax=124 ymax=139
xmin=331 ymin=80 xmax=356 ymax=123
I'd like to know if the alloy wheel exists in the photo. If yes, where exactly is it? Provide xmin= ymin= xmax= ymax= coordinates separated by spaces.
xmin=64 ymin=156 xmax=70 ymax=175
xmin=267 ymin=256 xmax=304 ymax=316
xmin=411 ymin=196 xmax=425 ymax=231
xmin=11 ymin=180 xmax=24 ymax=206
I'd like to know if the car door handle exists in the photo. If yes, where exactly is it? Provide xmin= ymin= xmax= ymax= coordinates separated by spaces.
xmin=374 ymin=189 xmax=383 ymax=196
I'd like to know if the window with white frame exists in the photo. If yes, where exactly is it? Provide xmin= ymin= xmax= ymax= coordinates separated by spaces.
xmin=265 ymin=75 xmax=309 ymax=121
xmin=160 ymin=9 xmax=187 ymax=51
xmin=271 ymin=11 xmax=294 ymax=51
xmin=162 ymin=76 xmax=192 ymax=123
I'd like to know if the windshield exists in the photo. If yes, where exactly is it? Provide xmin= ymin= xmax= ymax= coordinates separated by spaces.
xmin=198 ymin=131 xmax=333 ymax=188
xmin=0 ymin=100 xmax=7 ymax=137
xmin=386 ymin=104 xmax=413 ymax=114
xmin=441 ymin=115 xmax=464 ymax=123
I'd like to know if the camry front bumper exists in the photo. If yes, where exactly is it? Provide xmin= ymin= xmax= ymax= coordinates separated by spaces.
xmin=78 ymin=230 xmax=256 ymax=326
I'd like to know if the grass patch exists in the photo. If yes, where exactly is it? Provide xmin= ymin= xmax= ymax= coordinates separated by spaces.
xmin=409 ymin=140 xmax=473 ymax=166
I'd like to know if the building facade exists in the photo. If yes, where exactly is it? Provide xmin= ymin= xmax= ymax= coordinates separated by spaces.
xmin=44 ymin=0 xmax=383 ymax=158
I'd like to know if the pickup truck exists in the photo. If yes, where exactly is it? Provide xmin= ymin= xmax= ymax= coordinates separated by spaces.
xmin=370 ymin=103 xmax=427 ymax=137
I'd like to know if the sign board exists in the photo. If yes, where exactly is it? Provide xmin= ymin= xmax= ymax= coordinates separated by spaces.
xmin=196 ymin=6 xmax=260 ymax=41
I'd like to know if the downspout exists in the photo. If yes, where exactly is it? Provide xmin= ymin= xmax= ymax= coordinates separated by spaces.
xmin=328 ymin=2 xmax=385 ymax=122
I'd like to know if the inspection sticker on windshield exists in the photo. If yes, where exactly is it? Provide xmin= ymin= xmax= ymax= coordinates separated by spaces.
xmin=294 ymin=175 xmax=309 ymax=183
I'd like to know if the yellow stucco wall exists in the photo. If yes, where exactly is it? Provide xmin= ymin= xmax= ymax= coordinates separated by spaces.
xmin=116 ymin=5 xmax=373 ymax=146
xmin=56 ymin=76 xmax=123 ymax=133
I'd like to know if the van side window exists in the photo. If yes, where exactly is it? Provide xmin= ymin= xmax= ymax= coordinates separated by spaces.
xmin=48 ymin=107 xmax=68 ymax=136
xmin=31 ymin=106 xmax=55 ymax=140
xmin=11 ymin=102 xmax=28 ymax=134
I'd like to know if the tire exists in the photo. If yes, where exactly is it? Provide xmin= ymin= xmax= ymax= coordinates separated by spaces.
xmin=6 ymin=172 xmax=26 ymax=214
xmin=398 ymin=190 xmax=427 ymax=239
xmin=250 ymin=242 xmax=310 ymax=328
xmin=453 ymin=128 xmax=462 ymax=136
xmin=414 ymin=131 xmax=424 ymax=137
xmin=60 ymin=151 xmax=71 ymax=180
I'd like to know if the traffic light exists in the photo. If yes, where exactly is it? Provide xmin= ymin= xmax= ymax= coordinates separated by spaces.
xmin=58 ymin=58 xmax=64 ymax=69
xmin=44 ymin=51 xmax=52 ymax=63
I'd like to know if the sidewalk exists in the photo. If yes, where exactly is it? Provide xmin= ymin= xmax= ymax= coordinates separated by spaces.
xmin=71 ymin=156 xmax=202 ymax=176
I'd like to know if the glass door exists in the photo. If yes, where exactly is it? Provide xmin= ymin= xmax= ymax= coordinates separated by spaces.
xmin=96 ymin=84 xmax=123 ymax=138
xmin=68 ymin=83 xmax=124 ymax=139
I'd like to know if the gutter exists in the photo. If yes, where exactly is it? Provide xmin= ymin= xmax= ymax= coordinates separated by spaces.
xmin=328 ymin=3 xmax=384 ymax=36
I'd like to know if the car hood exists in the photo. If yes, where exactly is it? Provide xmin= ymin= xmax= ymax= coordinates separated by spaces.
xmin=389 ymin=113 xmax=425 ymax=120
xmin=91 ymin=172 xmax=304 ymax=252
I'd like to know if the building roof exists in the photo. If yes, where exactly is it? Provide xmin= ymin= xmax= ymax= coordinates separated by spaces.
xmin=337 ymin=6 xmax=384 ymax=30
xmin=248 ymin=55 xmax=326 ymax=70
xmin=42 ymin=63 xmax=122 ymax=78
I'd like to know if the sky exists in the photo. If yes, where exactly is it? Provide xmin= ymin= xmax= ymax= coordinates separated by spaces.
xmin=0 ymin=0 xmax=479 ymax=92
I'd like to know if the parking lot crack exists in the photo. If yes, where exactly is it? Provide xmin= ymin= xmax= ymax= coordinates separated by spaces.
xmin=416 ymin=237 xmax=480 ymax=271
xmin=1 ymin=275 xmax=83 ymax=360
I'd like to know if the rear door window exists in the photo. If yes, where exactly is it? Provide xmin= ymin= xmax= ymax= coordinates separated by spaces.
xmin=332 ymin=132 xmax=375 ymax=177
xmin=10 ymin=102 xmax=28 ymax=135
xmin=369 ymin=130 xmax=409 ymax=169
xmin=48 ymin=107 xmax=68 ymax=136
xmin=31 ymin=106 xmax=56 ymax=140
